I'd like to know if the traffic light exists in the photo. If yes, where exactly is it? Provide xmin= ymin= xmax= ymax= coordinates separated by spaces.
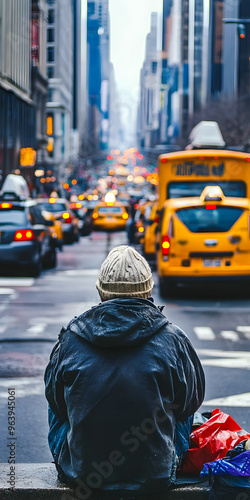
xmin=238 ymin=23 xmax=246 ymax=39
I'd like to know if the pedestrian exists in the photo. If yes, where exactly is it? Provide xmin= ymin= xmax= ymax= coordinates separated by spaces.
xmin=44 ymin=245 xmax=205 ymax=498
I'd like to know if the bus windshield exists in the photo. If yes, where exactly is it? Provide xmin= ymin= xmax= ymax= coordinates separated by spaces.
xmin=168 ymin=181 xmax=246 ymax=199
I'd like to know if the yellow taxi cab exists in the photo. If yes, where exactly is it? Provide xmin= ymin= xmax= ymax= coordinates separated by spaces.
xmin=92 ymin=193 xmax=129 ymax=231
xmin=142 ymin=202 xmax=159 ymax=262
xmin=39 ymin=208 xmax=63 ymax=250
xmin=156 ymin=186 xmax=250 ymax=296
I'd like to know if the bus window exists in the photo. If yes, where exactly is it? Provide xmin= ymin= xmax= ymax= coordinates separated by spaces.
xmin=167 ymin=181 xmax=246 ymax=199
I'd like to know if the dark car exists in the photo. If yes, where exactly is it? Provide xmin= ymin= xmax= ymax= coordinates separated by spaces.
xmin=36 ymin=197 xmax=80 ymax=244
xmin=0 ymin=192 xmax=57 ymax=277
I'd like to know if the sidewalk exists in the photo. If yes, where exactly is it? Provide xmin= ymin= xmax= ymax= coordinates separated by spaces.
xmin=0 ymin=463 xmax=210 ymax=499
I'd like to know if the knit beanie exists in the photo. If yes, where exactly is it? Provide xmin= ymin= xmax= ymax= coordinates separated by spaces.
xmin=96 ymin=245 xmax=154 ymax=300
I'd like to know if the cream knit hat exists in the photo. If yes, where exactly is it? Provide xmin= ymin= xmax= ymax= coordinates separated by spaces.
xmin=96 ymin=245 xmax=154 ymax=300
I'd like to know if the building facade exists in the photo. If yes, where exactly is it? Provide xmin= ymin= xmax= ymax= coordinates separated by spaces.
xmin=0 ymin=0 xmax=36 ymax=186
xmin=46 ymin=0 xmax=74 ymax=187
xmin=31 ymin=0 xmax=48 ymax=192
xmin=137 ymin=13 xmax=162 ymax=148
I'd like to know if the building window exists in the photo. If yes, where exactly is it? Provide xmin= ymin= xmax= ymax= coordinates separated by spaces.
xmin=88 ymin=2 xmax=95 ymax=15
xmin=152 ymin=61 xmax=157 ymax=74
xmin=48 ymin=9 xmax=55 ymax=24
xmin=47 ymin=67 xmax=54 ymax=78
xmin=47 ymin=28 xmax=54 ymax=42
xmin=47 ymin=47 xmax=55 ymax=62
xmin=48 ymin=89 xmax=53 ymax=101
xmin=47 ymin=0 xmax=55 ymax=4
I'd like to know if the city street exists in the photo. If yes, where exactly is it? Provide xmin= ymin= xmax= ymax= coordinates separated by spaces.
xmin=0 ymin=232 xmax=250 ymax=463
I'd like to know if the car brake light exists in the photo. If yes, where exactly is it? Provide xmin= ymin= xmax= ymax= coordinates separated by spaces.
xmin=62 ymin=212 xmax=72 ymax=223
xmin=122 ymin=212 xmax=129 ymax=220
xmin=0 ymin=203 xmax=12 ymax=209
xmin=162 ymin=235 xmax=170 ymax=256
xmin=70 ymin=202 xmax=82 ymax=209
xmin=154 ymin=214 xmax=160 ymax=223
xmin=92 ymin=212 xmax=98 ymax=220
xmin=14 ymin=230 xmax=35 ymax=241
xmin=206 ymin=204 xmax=217 ymax=210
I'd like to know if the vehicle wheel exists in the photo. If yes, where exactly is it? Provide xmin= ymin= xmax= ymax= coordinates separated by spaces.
xmin=74 ymin=231 xmax=80 ymax=242
xmin=29 ymin=259 xmax=42 ymax=278
xmin=159 ymin=277 xmax=173 ymax=298
xmin=47 ymin=247 xmax=57 ymax=268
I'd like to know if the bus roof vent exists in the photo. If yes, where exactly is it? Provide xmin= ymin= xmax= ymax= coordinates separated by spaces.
xmin=200 ymin=186 xmax=224 ymax=202
xmin=186 ymin=121 xmax=226 ymax=150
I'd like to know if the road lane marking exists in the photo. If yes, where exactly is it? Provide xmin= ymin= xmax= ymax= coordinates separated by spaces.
xmin=194 ymin=327 xmax=216 ymax=340
xmin=64 ymin=269 xmax=99 ymax=276
xmin=197 ymin=349 xmax=250 ymax=357
xmin=0 ymin=278 xmax=34 ymax=286
xmin=0 ymin=288 xmax=16 ymax=295
xmin=202 ymin=357 xmax=250 ymax=369
xmin=0 ymin=377 xmax=44 ymax=398
xmin=220 ymin=330 xmax=239 ymax=342
xmin=203 ymin=392 xmax=250 ymax=407
xmin=27 ymin=324 xmax=46 ymax=334
xmin=237 ymin=326 xmax=250 ymax=332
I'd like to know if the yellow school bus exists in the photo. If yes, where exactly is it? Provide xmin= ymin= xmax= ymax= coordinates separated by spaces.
xmin=155 ymin=147 xmax=250 ymax=295
xmin=158 ymin=149 xmax=250 ymax=210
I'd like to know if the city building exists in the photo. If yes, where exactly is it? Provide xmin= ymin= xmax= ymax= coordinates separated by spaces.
xmin=87 ymin=0 xmax=111 ymax=153
xmin=0 ymin=0 xmax=36 ymax=187
xmin=31 ymin=0 xmax=49 ymax=193
xmin=45 ymin=0 xmax=74 ymax=188
xmin=137 ymin=12 xmax=162 ymax=148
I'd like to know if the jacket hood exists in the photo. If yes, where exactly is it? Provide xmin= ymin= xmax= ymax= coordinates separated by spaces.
xmin=68 ymin=298 xmax=169 ymax=347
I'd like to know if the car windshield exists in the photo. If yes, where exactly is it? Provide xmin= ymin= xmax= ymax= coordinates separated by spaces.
xmin=39 ymin=202 xmax=66 ymax=212
xmin=0 ymin=209 xmax=26 ymax=225
xmin=176 ymin=206 xmax=244 ymax=233
xmin=168 ymin=181 xmax=246 ymax=199
xmin=98 ymin=206 xmax=123 ymax=214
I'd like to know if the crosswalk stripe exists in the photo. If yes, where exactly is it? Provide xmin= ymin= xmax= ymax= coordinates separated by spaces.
xmin=237 ymin=326 xmax=250 ymax=333
xmin=193 ymin=327 xmax=216 ymax=340
xmin=220 ymin=330 xmax=239 ymax=342
xmin=0 ymin=278 xmax=34 ymax=286
xmin=203 ymin=392 xmax=250 ymax=407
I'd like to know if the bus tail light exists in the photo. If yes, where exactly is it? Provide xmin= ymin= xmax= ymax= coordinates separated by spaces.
xmin=162 ymin=235 xmax=171 ymax=256
xmin=14 ymin=230 xmax=35 ymax=241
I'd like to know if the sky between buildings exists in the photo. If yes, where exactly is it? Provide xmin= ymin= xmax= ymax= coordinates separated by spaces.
xmin=109 ymin=0 xmax=163 ymax=143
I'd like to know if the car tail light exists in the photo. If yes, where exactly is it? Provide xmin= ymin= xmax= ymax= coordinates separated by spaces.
xmin=122 ymin=212 xmax=129 ymax=220
xmin=92 ymin=212 xmax=98 ymax=220
xmin=161 ymin=235 xmax=170 ymax=256
xmin=62 ymin=212 xmax=72 ymax=223
xmin=70 ymin=202 xmax=82 ymax=209
xmin=14 ymin=230 xmax=35 ymax=241
xmin=0 ymin=203 xmax=12 ymax=209
xmin=154 ymin=214 xmax=160 ymax=224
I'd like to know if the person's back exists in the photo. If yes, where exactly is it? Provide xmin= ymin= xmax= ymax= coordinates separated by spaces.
xmin=45 ymin=246 xmax=205 ymax=497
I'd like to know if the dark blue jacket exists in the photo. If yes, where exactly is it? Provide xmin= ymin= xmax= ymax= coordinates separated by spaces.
xmin=44 ymin=298 xmax=205 ymax=495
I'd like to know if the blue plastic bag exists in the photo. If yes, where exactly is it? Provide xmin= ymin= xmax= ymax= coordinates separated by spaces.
xmin=201 ymin=450 xmax=250 ymax=477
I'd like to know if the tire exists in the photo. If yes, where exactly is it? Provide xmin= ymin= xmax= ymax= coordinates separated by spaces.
xmin=46 ymin=247 xmax=57 ymax=269
xmin=29 ymin=259 xmax=42 ymax=278
xmin=159 ymin=277 xmax=174 ymax=298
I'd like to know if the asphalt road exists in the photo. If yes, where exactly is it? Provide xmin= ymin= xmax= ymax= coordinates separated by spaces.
xmin=0 ymin=231 xmax=250 ymax=462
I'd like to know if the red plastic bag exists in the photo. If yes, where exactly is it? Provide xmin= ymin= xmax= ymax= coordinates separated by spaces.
xmin=180 ymin=409 xmax=250 ymax=474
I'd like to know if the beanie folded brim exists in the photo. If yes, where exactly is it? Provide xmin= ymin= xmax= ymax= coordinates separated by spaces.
xmin=96 ymin=275 xmax=154 ymax=300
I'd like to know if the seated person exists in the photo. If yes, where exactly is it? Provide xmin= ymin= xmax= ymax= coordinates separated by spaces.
xmin=45 ymin=245 xmax=205 ymax=497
